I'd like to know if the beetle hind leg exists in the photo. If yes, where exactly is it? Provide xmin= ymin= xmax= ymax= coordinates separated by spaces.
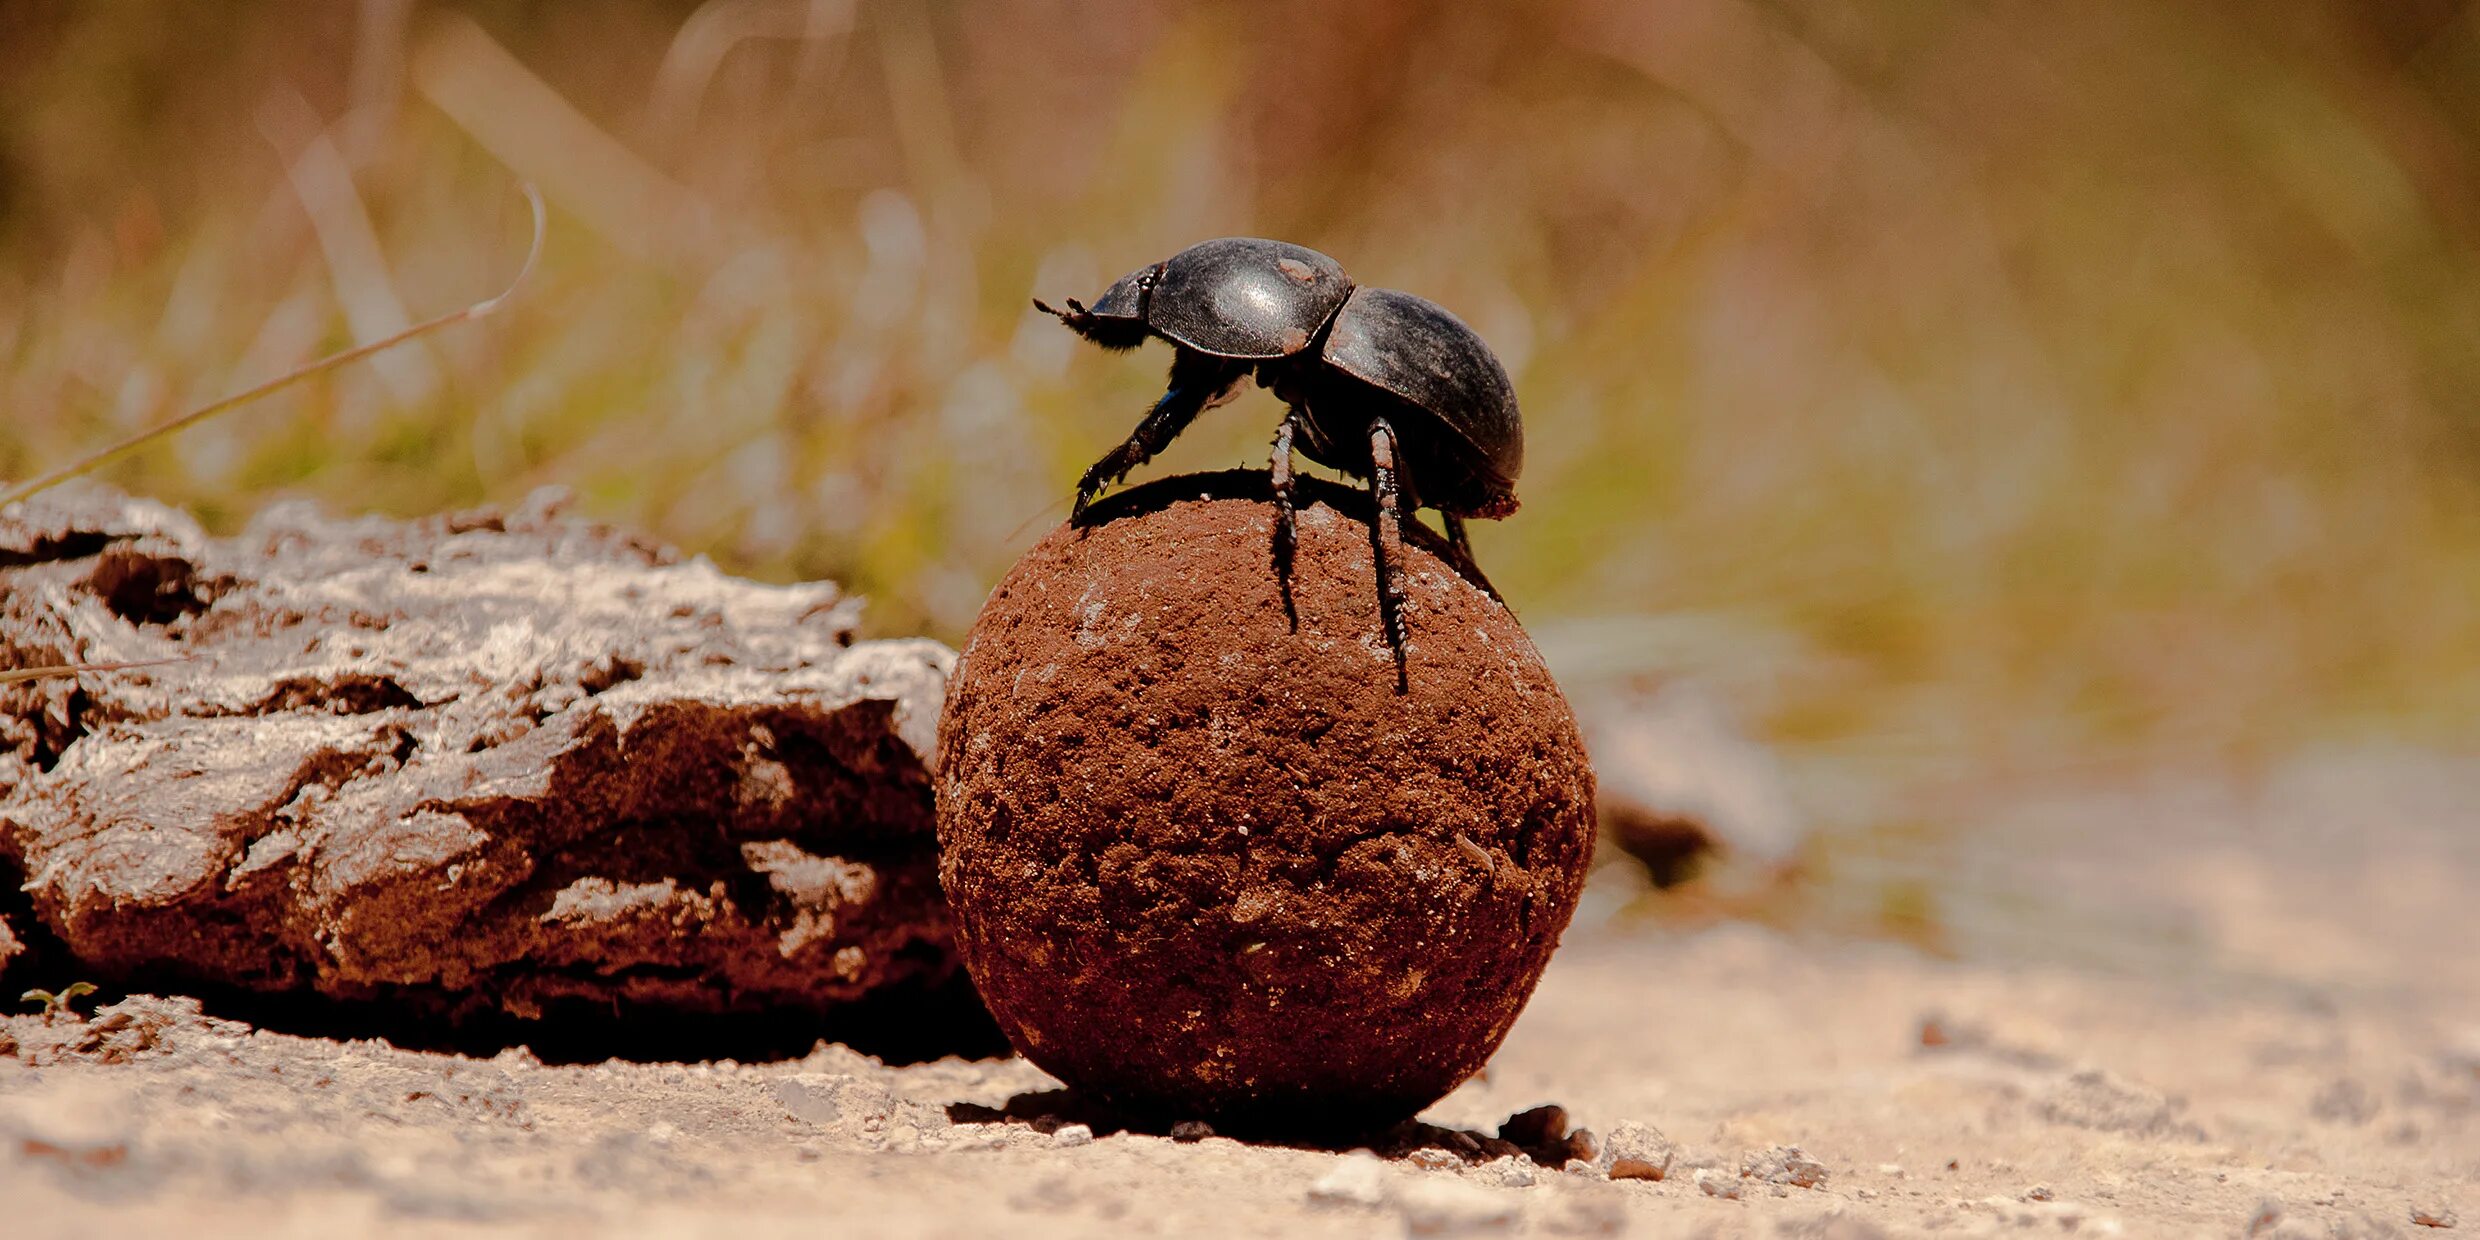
xmin=1367 ymin=417 xmax=1411 ymax=694
xmin=1270 ymin=408 xmax=1302 ymax=627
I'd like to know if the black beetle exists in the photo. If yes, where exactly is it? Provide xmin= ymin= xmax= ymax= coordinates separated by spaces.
xmin=1035 ymin=237 xmax=1523 ymax=689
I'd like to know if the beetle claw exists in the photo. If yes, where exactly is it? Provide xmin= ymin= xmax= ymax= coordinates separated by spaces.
xmin=1034 ymin=296 xmax=1102 ymax=330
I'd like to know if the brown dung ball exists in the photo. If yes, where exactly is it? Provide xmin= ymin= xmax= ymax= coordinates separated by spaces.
xmin=936 ymin=469 xmax=1596 ymax=1136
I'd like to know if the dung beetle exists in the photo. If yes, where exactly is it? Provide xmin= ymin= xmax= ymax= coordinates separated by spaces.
xmin=1035 ymin=237 xmax=1523 ymax=690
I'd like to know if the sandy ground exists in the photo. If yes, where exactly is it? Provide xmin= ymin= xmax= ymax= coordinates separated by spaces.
xmin=3 ymin=748 xmax=2474 ymax=1238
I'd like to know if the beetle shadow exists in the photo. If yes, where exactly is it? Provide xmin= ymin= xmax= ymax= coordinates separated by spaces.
xmin=941 ymin=1086 xmax=1582 ymax=1167
xmin=1068 ymin=468 xmax=1500 ymax=601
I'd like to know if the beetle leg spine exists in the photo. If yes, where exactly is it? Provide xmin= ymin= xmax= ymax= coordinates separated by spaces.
xmin=1368 ymin=417 xmax=1411 ymax=694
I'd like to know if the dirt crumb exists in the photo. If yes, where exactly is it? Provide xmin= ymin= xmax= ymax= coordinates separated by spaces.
xmin=1742 ymin=1144 xmax=1828 ymax=1189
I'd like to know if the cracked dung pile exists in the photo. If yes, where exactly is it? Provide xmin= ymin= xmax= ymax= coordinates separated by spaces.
xmin=937 ymin=469 xmax=1597 ymax=1134
xmin=0 ymin=483 xmax=967 ymax=1044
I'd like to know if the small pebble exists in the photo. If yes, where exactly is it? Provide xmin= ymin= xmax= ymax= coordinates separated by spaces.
xmin=1600 ymin=1119 xmax=1675 ymax=1183
xmin=1052 ymin=1123 xmax=1094 ymax=1148
xmin=1170 ymin=1120 xmax=1215 ymax=1143
xmin=1694 ymin=1168 xmax=1743 ymax=1200
xmin=2412 ymin=1206 xmax=2458 ymax=1229
xmin=1742 ymin=1145 xmax=1829 ymax=1189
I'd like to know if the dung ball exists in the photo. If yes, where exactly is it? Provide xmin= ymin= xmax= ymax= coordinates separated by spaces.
xmin=935 ymin=469 xmax=1596 ymax=1136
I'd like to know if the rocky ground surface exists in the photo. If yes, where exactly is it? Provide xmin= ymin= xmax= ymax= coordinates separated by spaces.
xmin=0 ymin=485 xmax=958 ymax=1031
xmin=3 ymin=747 xmax=2472 ymax=1238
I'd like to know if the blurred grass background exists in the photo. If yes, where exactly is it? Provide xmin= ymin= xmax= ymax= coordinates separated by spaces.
xmin=3 ymin=0 xmax=2477 ymax=829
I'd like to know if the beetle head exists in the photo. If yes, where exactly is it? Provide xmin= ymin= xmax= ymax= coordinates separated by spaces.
xmin=1032 ymin=262 xmax=1161 ymax=351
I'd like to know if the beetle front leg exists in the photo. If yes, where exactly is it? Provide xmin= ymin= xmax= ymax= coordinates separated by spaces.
xmin=1367 ymin=416 xmax=1410 ymax=693
xmin=1074 ymin=352 xmax=1247 ymax=522
xmin=1270 ymin=407 xmax=1301 ymax=627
